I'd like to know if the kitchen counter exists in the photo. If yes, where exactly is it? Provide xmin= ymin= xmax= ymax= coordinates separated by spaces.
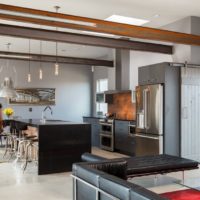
xmin=13 ymin=118 xmax=87 ymax=126
xmin=8 ymin=119 xmax=91 ymax=175
xmin=83 ymin=116 xmax=135 ymax=122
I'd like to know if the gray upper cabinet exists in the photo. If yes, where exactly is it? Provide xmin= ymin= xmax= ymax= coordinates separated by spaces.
xmin=139 ymin=65 xmax=165 ymax=85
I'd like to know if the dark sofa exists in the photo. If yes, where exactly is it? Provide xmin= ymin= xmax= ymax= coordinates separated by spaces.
xmin=72 ymin=153 xmax=199 ymax=200
xmin=72 ymin=159 xmax=168 ymax=200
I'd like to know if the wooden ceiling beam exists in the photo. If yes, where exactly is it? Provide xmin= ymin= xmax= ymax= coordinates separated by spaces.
xmin=0 ymin=4 xmax=199 ymax=46
xmin=0 ymin=24 xmax=173 ymax=54
xmin=0 ymin=51 xmax=114 ymax=67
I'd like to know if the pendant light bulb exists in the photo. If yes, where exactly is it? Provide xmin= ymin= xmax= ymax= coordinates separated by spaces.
xmin=91 ymin=66 xmax=94 ymax=72
xmin=55 ymin=62 xmax=59 ymax=75
xmin=39 ymin=69 xmax=43 ymax=80
xmin=27 ymin=73 xmax=31 ymax=82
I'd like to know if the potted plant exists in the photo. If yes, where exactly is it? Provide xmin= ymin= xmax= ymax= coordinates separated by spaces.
xmin=3 ymin=107 xmax=14 ymax=119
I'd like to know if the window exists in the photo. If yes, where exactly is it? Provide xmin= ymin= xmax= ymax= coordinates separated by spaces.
xmin=96 ymin=79 xmax=108 ymax=93
xmin=96 ymin=79 xmax=108 ymax=115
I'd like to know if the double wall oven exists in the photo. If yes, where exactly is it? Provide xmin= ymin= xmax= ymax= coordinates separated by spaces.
xmin=99 ymin=119 xmax=114 ymax=151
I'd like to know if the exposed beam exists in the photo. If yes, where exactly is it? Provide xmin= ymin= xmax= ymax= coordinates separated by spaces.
xmin=0 ymin=24 xmax=173 ymax=54
xmin=0 ymin=51 xmax=113 ymax=67
xmin=0 ymin=4 xmax=199 ymax=46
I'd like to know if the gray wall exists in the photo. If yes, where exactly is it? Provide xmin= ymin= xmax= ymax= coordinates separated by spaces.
xmin=0 ymin=59 xmax=92 ymax=122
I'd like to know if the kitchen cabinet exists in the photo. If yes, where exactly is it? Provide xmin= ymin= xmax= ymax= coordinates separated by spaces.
xmin=139 ymin=64 xmax=165 ymax=85
xmin=114 ymin=120 xmax=135 ymax=156
xmin=83 ymin=117 xmax=100 ymax=147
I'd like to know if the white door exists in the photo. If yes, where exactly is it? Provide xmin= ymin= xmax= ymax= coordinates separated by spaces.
xmin=181 ymin=68 xmax=200 ymax=162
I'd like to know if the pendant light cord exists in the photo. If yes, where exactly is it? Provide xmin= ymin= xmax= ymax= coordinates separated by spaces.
xmin=29 ymin=39 xmax=31 ymax=73
xmin=40 ymin=40 xmax=42 ymax=69
xmin=55 ymin=6 xmax=60 ymax=64
xmin=6 ymin=43 xmax=11 ymax=76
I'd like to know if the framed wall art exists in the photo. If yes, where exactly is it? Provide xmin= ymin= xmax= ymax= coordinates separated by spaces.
xmin=9 ymin=88 xmax=55 ymax=105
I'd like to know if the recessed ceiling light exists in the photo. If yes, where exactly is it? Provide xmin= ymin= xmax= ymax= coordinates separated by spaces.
xmin=105 ymin=15 xmax=149 ymax=26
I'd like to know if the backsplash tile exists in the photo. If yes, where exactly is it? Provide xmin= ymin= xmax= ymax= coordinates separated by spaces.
xmin=108 ymin=92 xmax=136 ymax=120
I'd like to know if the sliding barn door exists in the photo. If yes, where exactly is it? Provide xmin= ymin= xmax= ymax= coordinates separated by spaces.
xmin=181 ymin=68 xmax=200 ymax=161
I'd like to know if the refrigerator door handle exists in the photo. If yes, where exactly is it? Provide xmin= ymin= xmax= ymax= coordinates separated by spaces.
xmin=143 ymin=89 xmax=149 ymax=129
xmin=134 ymin=133 xmax=160 ymax=140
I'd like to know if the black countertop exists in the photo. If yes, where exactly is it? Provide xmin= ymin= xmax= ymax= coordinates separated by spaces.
xmin=83 ymin=116 xmax=136 ymax=122
xmin=10 ymin=119 xmax=87 ymax=126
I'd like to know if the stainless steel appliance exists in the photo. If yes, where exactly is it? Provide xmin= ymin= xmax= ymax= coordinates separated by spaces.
xmin=135 ymin=84 xmax=163 ymax=156
xmin=99 ymin=119 xmax=114 ymax=151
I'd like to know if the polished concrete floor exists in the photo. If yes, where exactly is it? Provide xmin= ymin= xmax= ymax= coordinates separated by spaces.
xmin=0 ymin=147 xmax=200 ymax=199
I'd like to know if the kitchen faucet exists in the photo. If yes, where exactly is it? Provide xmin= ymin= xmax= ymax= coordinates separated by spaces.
xmin=41 ymin=106 xmax=53 ymax=123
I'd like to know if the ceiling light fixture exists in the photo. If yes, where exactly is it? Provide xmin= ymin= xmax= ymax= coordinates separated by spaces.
xmin=0 ymin=43 xmax=17 ymax=98
xmin=105 ymin=15 xmax=149 ymax=26
xmin=39 ymin=40 xmax=43 ymax=80
xmin=27 ymin=39 xmax=31 ymax=83
xmin=54 ymin=6 xmax=60 ymax=76
xmin=91 ymin=66 xmax=94 ymax=72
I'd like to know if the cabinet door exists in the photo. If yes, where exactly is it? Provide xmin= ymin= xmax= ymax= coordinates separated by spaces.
xmin=115 ymin=120 xmax=135 ymax=155
xmin=90 ymin=118 xmax=100 ymax=147
xmin=115 ymin=120 xmax=129 ymax=151
xmin=139 ymin=65 xmax=165 ymax=85
xmin=92 ymin=121 xmax=100 ymax=147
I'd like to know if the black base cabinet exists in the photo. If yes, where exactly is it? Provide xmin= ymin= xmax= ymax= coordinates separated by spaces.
xmin=83 ymin=117 xmax=100 ymax=147
xmin=115 ymin=120 xmax=135 ymax=156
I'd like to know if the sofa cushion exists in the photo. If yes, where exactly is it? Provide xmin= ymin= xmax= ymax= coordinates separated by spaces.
xmin=73 ymin=163 xmax=105 ymax=187
xmin=127 ymin=154 xmax=199 ymax=176
xmin=87 ymin=159 xmax=127 ymax=179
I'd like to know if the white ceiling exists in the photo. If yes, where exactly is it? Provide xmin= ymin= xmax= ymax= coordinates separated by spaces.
xmin=0 ymin=0 xmax=199 ymax=59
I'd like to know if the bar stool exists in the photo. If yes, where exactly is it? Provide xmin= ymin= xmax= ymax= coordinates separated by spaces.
xmin=2 ymin=126 xmax=16 ymax=160
xmin=14 ymin=126 xmax=38 ymax=171
xmin=23 ymin=137 xmax=38 ymax=171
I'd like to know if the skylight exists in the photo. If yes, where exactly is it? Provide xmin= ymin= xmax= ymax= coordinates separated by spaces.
xmin=105 ymin=15 xmax=149 ymax=26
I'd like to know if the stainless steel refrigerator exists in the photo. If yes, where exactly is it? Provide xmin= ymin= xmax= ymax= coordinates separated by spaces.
xmin=135 ymin=84 xmax=163 ymax=156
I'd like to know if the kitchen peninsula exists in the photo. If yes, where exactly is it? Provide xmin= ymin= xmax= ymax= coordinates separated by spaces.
xmin=8 ymin=119 xmax=91 ymax=175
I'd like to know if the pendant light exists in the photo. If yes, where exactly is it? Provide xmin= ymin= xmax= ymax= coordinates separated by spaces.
xmin=54 ymin=6 xmax=60 ymax=76
xmin=27 ymin=39 xmax=31 ymax=82
xmin=0 ymin=43 xmax=17 ymax=98
xmin=39 ymin=40 xmax=43 ymax=80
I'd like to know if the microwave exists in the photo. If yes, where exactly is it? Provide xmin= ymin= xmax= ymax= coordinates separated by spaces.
xmin=96 ymin=93 xmax=113 ymax=104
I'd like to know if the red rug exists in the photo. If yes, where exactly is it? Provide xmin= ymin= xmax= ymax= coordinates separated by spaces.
xmin=161 ymin=189 xmax=200 ymax=200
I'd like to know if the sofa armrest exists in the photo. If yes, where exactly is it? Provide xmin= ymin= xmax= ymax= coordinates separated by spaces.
xmin=81 ymin=152 xmax=107 ymax=162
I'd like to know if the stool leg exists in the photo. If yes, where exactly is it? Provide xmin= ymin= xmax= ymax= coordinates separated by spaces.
xmin=23 ymin=142 xmax=31 ymax=172
xmin=3 ymin=136 xmax=9 ymax=158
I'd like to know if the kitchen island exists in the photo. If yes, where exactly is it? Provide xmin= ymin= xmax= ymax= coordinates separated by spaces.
xmin=7 ymin=119 xmax=91 ymax=175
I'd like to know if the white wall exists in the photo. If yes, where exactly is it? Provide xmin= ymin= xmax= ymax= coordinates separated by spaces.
xmin=130 ymin=51 xmax=173 ymax=89
xmin=0 ymin=59 xmax=92 ymax=122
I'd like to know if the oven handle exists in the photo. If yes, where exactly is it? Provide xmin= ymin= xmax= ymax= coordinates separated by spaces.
xmin=128 ymin=125 xmax=136 ymax=127
xmin=99 ymin=123 xmax=113 ymax=126
xmin=133 ymin=134 xmax=161 ymax=140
